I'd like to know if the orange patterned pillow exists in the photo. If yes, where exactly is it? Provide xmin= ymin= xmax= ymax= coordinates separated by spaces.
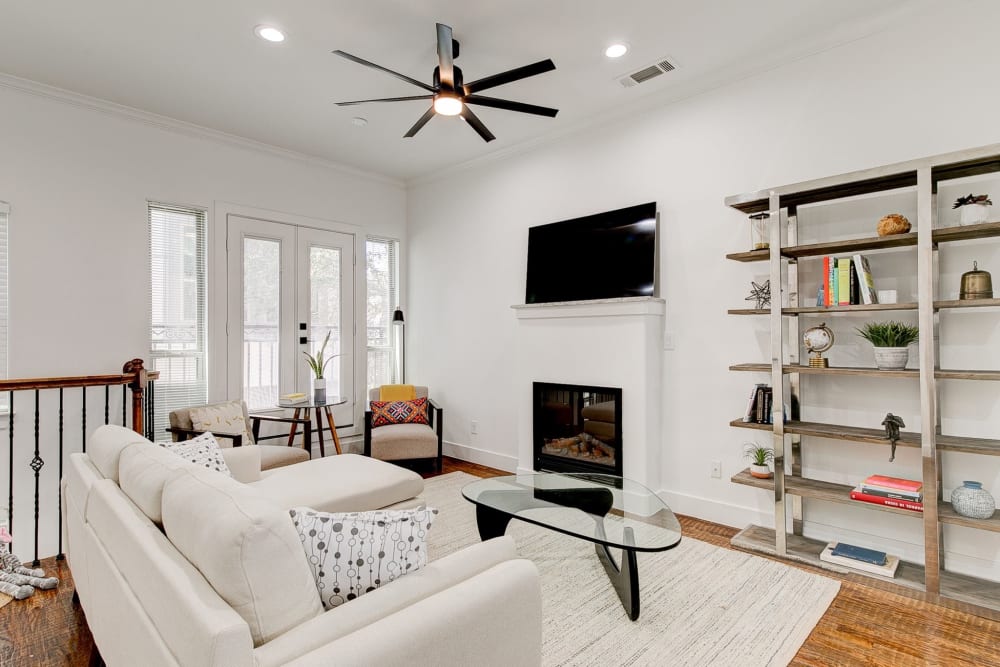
xmin=370 ymin=397 xmax=429 ymax=428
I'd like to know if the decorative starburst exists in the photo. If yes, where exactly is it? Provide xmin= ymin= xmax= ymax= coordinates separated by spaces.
xmin=745 ymin=280 xmax=771 ymax=310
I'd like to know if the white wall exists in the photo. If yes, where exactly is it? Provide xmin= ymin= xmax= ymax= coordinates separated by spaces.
xmin=407 ymin=1 xmax=1000 ymax=578
xmin=0 ymin=80 xmax=405 ymax=556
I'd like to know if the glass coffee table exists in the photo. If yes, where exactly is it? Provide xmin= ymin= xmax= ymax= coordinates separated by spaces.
xmin=462 ymin=472 xmax=681 ymax=620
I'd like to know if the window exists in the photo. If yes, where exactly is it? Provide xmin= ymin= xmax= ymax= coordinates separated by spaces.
xmin=149 ymin=203 xmax=207 ymax=437
xmin=366 ymin=237 xmax=399 ymax=394
xmin=0 ymin=202 xmax=7 ymax=381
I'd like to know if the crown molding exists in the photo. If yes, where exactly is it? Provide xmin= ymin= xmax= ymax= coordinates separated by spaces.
xmin=0 ymin=71 xmax=404 ymax=190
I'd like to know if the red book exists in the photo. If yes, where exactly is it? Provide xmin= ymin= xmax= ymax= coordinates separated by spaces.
xmin=863 ymin=475 xmax=922 ymax=493
xmin=850 ymin=488 xmax=923 ymax=512
xmin=823 ymin=257 xmax=831 ymax=307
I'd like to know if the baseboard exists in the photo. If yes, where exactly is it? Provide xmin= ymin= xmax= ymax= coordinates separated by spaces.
xmin=656 ymin=488 xmax=772 ymax=529
xmin=443 ymin=441 xmax=518 ymax=472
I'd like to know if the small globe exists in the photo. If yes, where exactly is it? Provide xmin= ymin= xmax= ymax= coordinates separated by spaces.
xmin=803 ymin=324 xmax=834 ymax=353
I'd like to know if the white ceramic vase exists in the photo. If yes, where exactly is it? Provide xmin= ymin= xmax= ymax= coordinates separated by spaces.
xmin=873 ymin=346 xmax=909 ymax=371
xmin=312 ymin=377 xmax=327 ymax=404
xmin=960 ymin=203 xmax=990 ymax=226
xmin=749 ymin=464 xmax=773 ymax=479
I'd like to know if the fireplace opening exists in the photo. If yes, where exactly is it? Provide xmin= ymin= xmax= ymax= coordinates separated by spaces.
xmin=533 ymin=382 xmax=622 ymax=476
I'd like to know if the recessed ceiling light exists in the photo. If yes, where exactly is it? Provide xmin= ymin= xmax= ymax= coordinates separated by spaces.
xmin=254 ymin=25 xmax=285 ymax=43
xmin=605 ymin=43 xmax=628 ymax=59
xmin=351 ymin=117 xmax=368 ymax=127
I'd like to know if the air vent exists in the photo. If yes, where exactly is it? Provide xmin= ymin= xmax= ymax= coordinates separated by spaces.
xmin=617 ymin=57 xmax=678 ymax=88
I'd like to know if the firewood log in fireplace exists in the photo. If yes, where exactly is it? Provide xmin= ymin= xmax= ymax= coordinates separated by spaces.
xmin=546 ymin=437 xmax=579 ymax=451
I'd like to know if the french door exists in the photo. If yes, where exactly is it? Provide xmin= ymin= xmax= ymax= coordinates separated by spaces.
xmin=226 ymin=215 xmax=355 ymax=426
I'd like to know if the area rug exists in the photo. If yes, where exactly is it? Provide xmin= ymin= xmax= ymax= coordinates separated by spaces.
xmin=424 ymin=472 xmax=840 ymax=667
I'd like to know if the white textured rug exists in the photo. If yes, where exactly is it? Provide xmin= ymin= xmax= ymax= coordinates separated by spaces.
xmin=424 ymin=472 xmax=840 ymax=667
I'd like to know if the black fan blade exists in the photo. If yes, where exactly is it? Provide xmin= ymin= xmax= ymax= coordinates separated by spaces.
xmin=332 ymin=50 xmax=436 ymax=92
xmin=336 ymin=95 xmax=433 ymax=107
xmin=404 ymin=107 xmax=437 ymax=138
xmin=436 ymin=23 xmax=455 ymax=88
xmin=463 ymin=59 xmax=556 ymax=94
xmin=464 ymin=95 xmax=558 ymax=117
xmin=460 ymin=106 xmax=496 ymax=142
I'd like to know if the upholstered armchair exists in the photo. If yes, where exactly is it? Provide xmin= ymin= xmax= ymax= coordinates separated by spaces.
xmin=168 ymin=399 xmax=312 ymax=470
xmin=364 ymin=386 xmax=443 ymax=471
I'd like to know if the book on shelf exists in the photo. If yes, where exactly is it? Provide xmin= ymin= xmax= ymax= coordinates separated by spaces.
xmin=849 ymin=258 xmax=860 ymax=305
xmin=837 ymin=258 xmax=851 ymax=306
xmin=859 ymin=485 xmax=922 ymax=502
xmin=830 ymin=542 xmax=887 ymax=565
xmin=820 ymin=542 xmax=900 ymax=577
xmin=850 ymin=487 xmax=923 ymax=512
xmin=742 ymin=383 xmax=767 ymax=422
xmin=823 ymin=256 xmax=832 ymax=307
xmin=863 ymin=475 xmax=922 ymax=493
xmin=853 ymin=253 xmax=878 ymax=305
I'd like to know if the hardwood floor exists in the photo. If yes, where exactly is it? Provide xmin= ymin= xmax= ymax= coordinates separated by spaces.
xmin=2 ymin=456 xmax=998 ymax=666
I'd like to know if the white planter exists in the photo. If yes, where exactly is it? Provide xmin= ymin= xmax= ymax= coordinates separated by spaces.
xmin=960 ymin=203 xmax=990 ymax=226
xmin=312 ymin=377 xmax=327 ymax=404
xmin=749 ymin=464 xmax=773 ymax=479
xmin=873 ymin=346 xmax=909 ymax=371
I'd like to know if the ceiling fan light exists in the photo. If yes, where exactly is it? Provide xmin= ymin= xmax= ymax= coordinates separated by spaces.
xmin=254 ymin=25 xmax=285 ymax=42
xmin=434 ymin=94 xmax=463 ymax=116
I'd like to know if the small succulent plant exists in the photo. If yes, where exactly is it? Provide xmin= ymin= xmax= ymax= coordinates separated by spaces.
xmin=743 ymin=443 xmax=774 ymax=467
xmin=953 ymin=194 xmax=993 ymax=209
xmin=856 ymin=321 xmax=920 ymax=348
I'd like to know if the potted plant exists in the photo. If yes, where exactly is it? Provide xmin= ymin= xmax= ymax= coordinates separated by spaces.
xmin=303 ymin=331 xmax=337 ymax=403
xmin=856 ymin=321 xmax=919 ymax=371
xmin=954 ymin=194 xmax=992 ymax=226
xmin=743 ymin=442 xmax=774 ymax=479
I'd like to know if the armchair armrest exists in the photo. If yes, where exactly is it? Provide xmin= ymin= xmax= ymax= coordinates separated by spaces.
xmin=165 ymin=426 xmax=243 ymax=447
xmin=249 ymin=413 xmax=313 ymax=444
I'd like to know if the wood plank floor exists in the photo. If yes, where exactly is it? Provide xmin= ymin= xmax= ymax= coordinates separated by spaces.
xmin=1 ymin=456 xmax=998 ymax=666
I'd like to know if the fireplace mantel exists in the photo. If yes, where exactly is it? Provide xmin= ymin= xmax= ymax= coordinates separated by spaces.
xmin=512 ymin=296 xmax=665 ymax=320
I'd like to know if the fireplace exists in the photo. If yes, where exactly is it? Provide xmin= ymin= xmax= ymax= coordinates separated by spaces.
xmin=533 ymin=382 xmax=622 ymax=476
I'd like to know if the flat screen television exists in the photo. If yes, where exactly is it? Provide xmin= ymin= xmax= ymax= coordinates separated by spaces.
xmin=525 ymin=202 xmax=657 ymax=304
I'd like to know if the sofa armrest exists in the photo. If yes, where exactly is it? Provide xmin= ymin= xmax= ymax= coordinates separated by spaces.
xmin=285 ymin=559 xmax=542 ymax=667
xmin=253 ymin=536 xmax=539 ymax=667
xmin=166 ymin=427 xmax=243 ymax=448
xmin=220 ymin=446 xmax=262 ymax=483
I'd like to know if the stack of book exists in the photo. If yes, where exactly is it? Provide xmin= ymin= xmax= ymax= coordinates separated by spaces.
xmin=820 ymin=253 xmax=877 ymax=306
xmin=850 ymin=474 xmax=923 ymax=512
xmin=742 ymin=384 xmax=772 ymax=424
xmin=820 ymin=541 xmax=900 ymax=577
xmin=279 ymin=392 xmax=309 ymax=406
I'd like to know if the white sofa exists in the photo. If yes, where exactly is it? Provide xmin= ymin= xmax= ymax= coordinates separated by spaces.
xmin=63 ymin=425 xmax=542 ymax=666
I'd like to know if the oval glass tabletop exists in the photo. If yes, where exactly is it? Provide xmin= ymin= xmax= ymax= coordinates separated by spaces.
xmin=462 ymin=472 xmax=681 ymax=552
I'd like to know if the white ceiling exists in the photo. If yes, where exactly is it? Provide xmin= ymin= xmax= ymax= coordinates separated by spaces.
xmin=0 ymin=1 xmax=918 ymax=181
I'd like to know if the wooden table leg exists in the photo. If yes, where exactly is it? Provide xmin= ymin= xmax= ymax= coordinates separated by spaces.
xmin=314 ymin=407 xmax=326 ymax=458
xmin=287 ymin=408 xmax=301 ymax=447
xmin=324 ymin=406 xmax=342 ymax=455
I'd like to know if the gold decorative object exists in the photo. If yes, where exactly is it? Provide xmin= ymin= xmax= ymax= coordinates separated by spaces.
xmin=877 ymin=213 xmax=911 ymax=237
xmin=803 ymin=323 xmax=834 ymax=368
xmin=960 ymin=261 xmax=994 ymax=300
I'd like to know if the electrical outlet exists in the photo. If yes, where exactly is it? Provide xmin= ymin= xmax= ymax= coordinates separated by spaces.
xmin=471 ymin=420 xmax=479 ymax=435
xmin=663 ymin=330 xmax=676 ymax=351
xmin=710 ymin=460 xmax=722 ymax=479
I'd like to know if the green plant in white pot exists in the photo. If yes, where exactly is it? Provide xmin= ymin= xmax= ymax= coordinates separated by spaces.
xmin=743 ymin=442 xmax=774 ymax=479
xmin=303 ymin=331 xmax=337 ymax=403
xmin=856 ymin=321 xmax=919 ymax=371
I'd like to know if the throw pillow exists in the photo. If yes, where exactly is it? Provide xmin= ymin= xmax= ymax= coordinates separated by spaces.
xmin=289 ymin=506 xmax=438 ymax=610
xmin=369 ymin=397 xmax=429 ymax=429
xmin=189 ymin=401 xmax=254 ymax=446
xmin=160 ymin=432 xmax=232 ymax=477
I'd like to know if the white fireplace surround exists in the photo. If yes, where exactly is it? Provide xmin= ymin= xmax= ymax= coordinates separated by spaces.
xmin=513 ymin=296 xmax=665 ymax=513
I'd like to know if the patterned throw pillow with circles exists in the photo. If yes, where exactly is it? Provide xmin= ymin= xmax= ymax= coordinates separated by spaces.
xmin=289 ymin=505 xmax=438 ymax=610
xmin=160 ymin=432 xmax=232 ymax=477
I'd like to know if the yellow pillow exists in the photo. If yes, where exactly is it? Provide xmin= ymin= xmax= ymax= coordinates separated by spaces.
xmin=379 ymin=384 xmax=416 ymax=401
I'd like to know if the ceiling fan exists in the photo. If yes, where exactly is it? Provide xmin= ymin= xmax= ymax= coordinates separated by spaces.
xmin=333 ymin=23 xmax=558 ymax=142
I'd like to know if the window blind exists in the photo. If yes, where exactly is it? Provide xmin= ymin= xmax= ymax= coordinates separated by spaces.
xmin=365 ymin=237 xmax=399 ymax=393
xmin=0 ymin=202 xmax=8 ymax=380
xmin=149 ymin=203 xmax=207 ymax=437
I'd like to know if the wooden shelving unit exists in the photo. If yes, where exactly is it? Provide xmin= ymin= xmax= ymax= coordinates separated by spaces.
xmin=725 ymin=143 xmax=1000 ymax=619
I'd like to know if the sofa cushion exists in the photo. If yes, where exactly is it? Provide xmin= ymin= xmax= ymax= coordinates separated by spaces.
xmin=119 ymin=441 xmax=198 ymax=524
xmin=161 ymin=432 xmax=232 ymax=476
xmin=370 ymin=423 xmax=438 ymax=461
xmin=369 ymin=397 xmax=429 ymax=428
xmin=220 ymin=446 xmax=263 ymax=483
xmin=259 ymin=445 xmax=310 ymax=470
xmin=161 ymin=467 xmax=323 ymax=646
xmin=252 ymin=454 xmax=424 ymax=513
xmin=88 ymin=425 xmax=153 ymax=483
xmin=289 ymin=506 xmax=437 ymax=610
xmin=189 ymin=400 xmax=254 ymax=446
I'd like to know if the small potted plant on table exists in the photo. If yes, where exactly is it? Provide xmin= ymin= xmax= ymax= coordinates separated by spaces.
xmin=304 ymin=331 xmax=337 ymax=403
xmin=743 ymin=442 xmax=774 ymax=479
xmin=856 ymin=321 xmax=919 ymax=371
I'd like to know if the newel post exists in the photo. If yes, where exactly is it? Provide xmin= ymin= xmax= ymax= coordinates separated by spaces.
xmin=123 ymin=359 xmax=148 ymax=436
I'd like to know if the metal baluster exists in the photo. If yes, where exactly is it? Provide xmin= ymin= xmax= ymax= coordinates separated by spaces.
xmin=57 ymin=388 xmax=64 ymax=560
xmin=104 ymin=385 xmax=110 ymax=425
xmin=122 ymin=385 xmax=127 ymax=426
xmin=82 ymin=387 xmax=87 ymax=453
xmin=146 ymin=381 xmax=156 ymax=441
xmin=7 ymin=390 xmax=13 ymax=553
xmin=30 ymin=390 xmax=43 ymax=567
